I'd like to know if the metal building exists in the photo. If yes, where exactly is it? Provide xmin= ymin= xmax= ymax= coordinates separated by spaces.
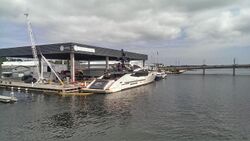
xmin=0 ymin=42 xmax=147 ymax=82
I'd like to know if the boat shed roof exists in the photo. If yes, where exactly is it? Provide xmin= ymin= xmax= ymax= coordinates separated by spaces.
xmin=0 ymin=42 xmax=147 ymax=61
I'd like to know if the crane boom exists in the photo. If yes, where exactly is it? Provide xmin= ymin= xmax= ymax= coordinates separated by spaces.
xmin=24 ymin=13 xmax=64 ymax=85
xmin=24 ymin=13 xmax=40 ymax=78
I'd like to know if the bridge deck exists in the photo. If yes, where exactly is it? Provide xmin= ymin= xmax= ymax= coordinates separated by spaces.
xmin=164 ymin=64 xmax=250 ymax=70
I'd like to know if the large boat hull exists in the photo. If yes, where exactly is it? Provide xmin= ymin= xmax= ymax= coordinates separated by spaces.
xmin=82 ymin=72 xmax=156 ymax=93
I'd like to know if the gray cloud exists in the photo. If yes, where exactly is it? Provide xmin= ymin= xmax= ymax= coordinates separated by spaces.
xmin=1 ymin=0 xmax=250 ymax=64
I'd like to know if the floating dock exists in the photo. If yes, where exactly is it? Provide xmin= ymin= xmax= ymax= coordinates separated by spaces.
xmin=0 ymin=79 xmax=97 ymax=97
xmin=0 ymin=95 xmax=17 ymax=103
xmin=0 ymin=80 xmax=81 ymax=93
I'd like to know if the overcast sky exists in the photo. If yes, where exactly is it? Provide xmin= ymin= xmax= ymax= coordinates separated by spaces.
xmin=1 ymin=0 xmax=250 ymax=65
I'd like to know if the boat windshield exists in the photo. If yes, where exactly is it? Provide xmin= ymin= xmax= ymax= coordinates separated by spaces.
xmin=102 ymin=72 xmax=126 ymax=80
xmin=131 ymin=69 xmax=149 ymax=77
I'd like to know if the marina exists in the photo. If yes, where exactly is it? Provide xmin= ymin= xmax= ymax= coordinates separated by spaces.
xmin=1 ymin=0 xmax=250 ymax=140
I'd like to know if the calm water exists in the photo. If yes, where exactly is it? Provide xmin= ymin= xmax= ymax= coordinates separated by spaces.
xmin=1 ymin=74 xmax=250 ymax=141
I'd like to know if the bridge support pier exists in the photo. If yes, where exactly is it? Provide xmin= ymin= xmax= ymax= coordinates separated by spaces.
xmin=233 ymin=67 xmax=235 ymax=76
xmin=202 ymin=68 xmax=205 ymax=75
xmin=233 ymin=58 xmax=236 ymax=76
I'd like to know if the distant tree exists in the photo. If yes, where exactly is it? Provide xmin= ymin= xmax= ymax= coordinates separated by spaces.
xmin=0 ymin=57 xmax=7 ymax=64
xmin=0 ymin=57 xmax=7 ymax=75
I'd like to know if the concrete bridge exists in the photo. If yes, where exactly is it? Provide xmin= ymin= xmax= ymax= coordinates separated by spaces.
xmin=161 ymin=64 xmax=250 ymax=76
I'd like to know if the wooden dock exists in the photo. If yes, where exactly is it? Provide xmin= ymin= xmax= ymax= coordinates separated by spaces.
xmin=0 ymin=79 xmax=80 ymax=93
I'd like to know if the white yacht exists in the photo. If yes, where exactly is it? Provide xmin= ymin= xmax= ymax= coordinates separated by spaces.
xmin=155 ymin=71 xmax=167 ymax=81
xmin=82 ymin=69 xmax=156 ymax=93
